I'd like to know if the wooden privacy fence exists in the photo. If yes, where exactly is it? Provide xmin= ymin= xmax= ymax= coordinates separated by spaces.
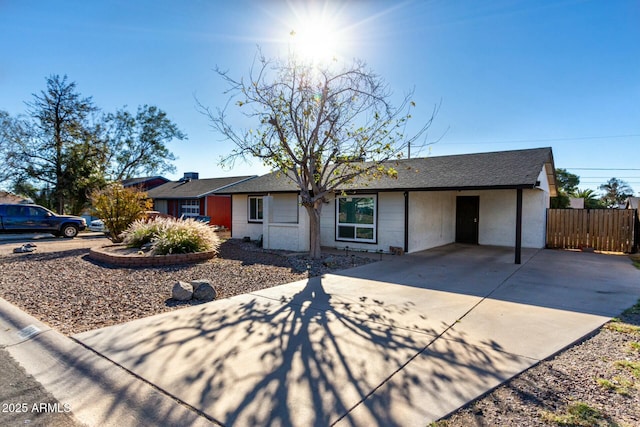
xmin=546 ymin=209 xmax=638 ymax=253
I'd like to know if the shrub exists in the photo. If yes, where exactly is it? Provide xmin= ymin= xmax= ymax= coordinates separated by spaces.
xmin=122 ymin=218 xmax=168 ymax=248
xmin=121 ymin=217 xmax=220 ymax=255
xmin=90 ymin=184 xmax=152 ymax=243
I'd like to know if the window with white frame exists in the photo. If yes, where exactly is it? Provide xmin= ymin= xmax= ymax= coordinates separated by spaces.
xmin=336 ymin=195 xmax=377 ymax=243
xmin=180 ymin=199 xmax=200 ymax=217
xmin=248 ymin=196 xmax=263 ymax=222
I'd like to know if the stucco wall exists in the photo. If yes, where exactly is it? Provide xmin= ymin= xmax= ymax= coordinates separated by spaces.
xmin=231 ymin=194 xmax=263 ymax=240
xmin=408 ymin=191 xmax=456 ymax=252
xmin=262 ymin=195 xmax=309 ymax=252
xmin=457 ymin=188 xmax=548 ymax=248
xmin=271 ymin=193 xmax=298 ymax=223
xmin=319 ymin=192 xmax=405 ymax=252
xmin=264 ymin=223 xmax=304 ymax=251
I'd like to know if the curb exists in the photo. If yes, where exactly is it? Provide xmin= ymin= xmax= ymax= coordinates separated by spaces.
xmin=0 ymin=297 xmax=216 ymax=427
xmin=88 ymin=246 xmax=217 ymax=267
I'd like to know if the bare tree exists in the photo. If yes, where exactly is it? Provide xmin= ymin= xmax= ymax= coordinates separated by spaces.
xmin=203 ymin=52 xmax=438 ymax=258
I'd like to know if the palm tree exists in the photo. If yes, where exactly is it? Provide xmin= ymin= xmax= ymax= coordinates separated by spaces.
xmin=571 ymin=188 xmax=604 ymax=209
xmin=599 ymin=178 xmax=633 ymax=208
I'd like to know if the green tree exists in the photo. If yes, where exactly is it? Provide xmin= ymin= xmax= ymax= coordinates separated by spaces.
xmin=599 ymin=177 xmax=633 ymax=208
xmin=8 ymin=75 xmax=103 ymax=213
xmin=90 ymin=184 xmax=152 ymax=243
xmin=102 ymin=104 xmax=186 ymax=180
xmin=63 ymin=139 xmax=109 ymax=214
xmin=551 ymin=168 xmax=580 ymax=208
xmin=204 ymin=51 xmax=436 ymax=258
xmin=2 ymin=77 xmax=185 ymax=214
xmin=0 ymin=111 xmax=15 ymax=186
xmin=10 ymin=179 xmax=47 ymax=205
xmin=571 ymin=188 xmax=604 ymax=209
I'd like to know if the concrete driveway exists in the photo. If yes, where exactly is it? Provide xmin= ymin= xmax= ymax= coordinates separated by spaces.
xmin=74 ymin=245 xmax=640 ymax=426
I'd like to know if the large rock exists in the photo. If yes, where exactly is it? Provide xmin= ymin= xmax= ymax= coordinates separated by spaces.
xmin=191 ymin=279 xmax=217 ymax=301
xmin=172 ymin=281 xmax=193 ymax=301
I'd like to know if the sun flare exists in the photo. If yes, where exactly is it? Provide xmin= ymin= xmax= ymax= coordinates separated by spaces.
xmin=290 ymin=21 xmax=340 ymax=63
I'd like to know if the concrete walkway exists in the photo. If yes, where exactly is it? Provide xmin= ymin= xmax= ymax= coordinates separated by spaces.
xmin=66 ymin=245 xmax=639 ymax=426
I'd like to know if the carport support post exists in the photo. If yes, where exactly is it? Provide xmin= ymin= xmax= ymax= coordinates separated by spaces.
xmin=403 ymin=191 xmax=409 ymax=253
xmin=515 ymin=188 xmax=523 ymax=264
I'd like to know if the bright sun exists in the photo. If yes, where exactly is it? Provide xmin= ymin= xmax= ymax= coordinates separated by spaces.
xmin=289 ymin=17 xmax=341 ymax=64
xmin=290 ymin=25 xmax=339 ymax=63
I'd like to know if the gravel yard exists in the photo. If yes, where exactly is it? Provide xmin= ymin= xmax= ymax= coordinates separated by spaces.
xmin=1 ymin=235 xmax=638 ymax=426
xmin=0 ymin=237 xmax=373 ymax=335
xmin=434 ymin=302 xmax=640 ymax=427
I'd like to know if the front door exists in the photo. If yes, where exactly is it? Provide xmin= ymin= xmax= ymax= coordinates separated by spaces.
xmin=456 ymin=196 xmax=479 ymax=244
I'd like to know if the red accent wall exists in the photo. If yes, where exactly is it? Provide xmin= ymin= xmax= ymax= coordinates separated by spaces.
xmin=168 ymin=200 xmax=180 ymax=217
xmin=141 ymin=178 xmax=169 ymax=191
xmin=206 ymin=195 xmax=232 ymax=229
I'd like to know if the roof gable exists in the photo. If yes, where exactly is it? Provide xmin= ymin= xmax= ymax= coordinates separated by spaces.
xmin=219 ymin=148 xmax=557 ymax=195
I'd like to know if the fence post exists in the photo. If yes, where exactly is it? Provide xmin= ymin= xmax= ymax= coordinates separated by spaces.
xmin=632 ymin=209 xmax=640 ymax=253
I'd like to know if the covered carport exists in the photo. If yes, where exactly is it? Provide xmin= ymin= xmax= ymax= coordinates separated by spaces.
xmin=402 ymin=147 xmax=557 ymax=264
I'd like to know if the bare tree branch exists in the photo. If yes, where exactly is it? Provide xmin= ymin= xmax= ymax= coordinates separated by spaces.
xmin=200 ymin=51 xmax=439 ymax=257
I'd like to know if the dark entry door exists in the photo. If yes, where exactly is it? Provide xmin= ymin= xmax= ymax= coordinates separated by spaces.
xmin=456 ymin=196 xmax=479 ymax=244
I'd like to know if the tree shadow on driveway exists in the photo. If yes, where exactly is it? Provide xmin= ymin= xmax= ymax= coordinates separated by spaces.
xmin=76 ymin=276 xmax=527 ymax=426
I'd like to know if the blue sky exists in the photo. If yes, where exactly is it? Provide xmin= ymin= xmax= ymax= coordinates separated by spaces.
xmin=1 ymin=0 xmax=638 ymax=194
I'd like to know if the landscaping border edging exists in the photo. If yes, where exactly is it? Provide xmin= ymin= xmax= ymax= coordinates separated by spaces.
xmin=88 ymin=246 xmax=216 ymax=267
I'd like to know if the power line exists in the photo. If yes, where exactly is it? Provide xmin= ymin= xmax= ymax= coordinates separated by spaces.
xmin=443 ymin=134 xmax=640 ymax=145
xmin=565 ymin=168 xmax=640 ymax=171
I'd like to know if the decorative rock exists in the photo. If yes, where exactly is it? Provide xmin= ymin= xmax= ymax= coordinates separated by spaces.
xmin=191 ymin=279 xmax=216 ymax=301
xmin=190 ymin=279 xmax=208 ymax=291
xmin=172 ymin=281 xmax=193 ymax=301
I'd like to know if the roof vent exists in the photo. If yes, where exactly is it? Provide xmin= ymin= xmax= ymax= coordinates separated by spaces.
xmin=183 ymin=172 xmax=199 ymax=180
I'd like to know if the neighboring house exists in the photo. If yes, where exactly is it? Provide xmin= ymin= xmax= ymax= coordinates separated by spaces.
xmin=569 ymin=197 xmax=585 ymax=209
xmin=146 ymin=173 xmax=255 ymax=230
xmin=0 ymin=191 xmax=32 ymax=204
xmin=626 ymin=197 xmax=639 ymax=210
xmin=122 ymin=176 xmax=170 ymax=192
xmin=218 ymin=147 xmax=557 ymax=262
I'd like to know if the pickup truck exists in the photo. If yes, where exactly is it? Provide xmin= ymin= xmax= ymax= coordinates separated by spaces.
xmin=0 ymin=204 xmax=87 ymax=238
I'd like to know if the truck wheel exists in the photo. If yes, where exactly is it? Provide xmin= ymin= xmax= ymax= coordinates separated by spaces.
xmin=61 ymin=224 xmax=79 ymax=238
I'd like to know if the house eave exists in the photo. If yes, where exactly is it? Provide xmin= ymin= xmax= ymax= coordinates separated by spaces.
xmin=220 ymin=184 xmax=542 ymax=196
xmin=336 ymin=184 xmax=539 ymax=194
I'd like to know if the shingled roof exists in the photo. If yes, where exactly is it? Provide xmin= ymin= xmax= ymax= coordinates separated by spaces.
xmin=218 ymin=147 xmax=556 ymax=196
xmin=147 ymin=175 xmax=255 ymax=199
xmin=122 ymin=176 xmax=168 ymax=187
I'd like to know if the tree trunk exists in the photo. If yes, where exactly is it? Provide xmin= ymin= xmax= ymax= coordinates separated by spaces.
xmin=305 ymin=200 xmax=323 ymax=259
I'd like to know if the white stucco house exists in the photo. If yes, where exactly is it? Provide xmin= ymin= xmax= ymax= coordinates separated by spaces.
xmin=217 ymin=147 xmax=557 ymax=263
